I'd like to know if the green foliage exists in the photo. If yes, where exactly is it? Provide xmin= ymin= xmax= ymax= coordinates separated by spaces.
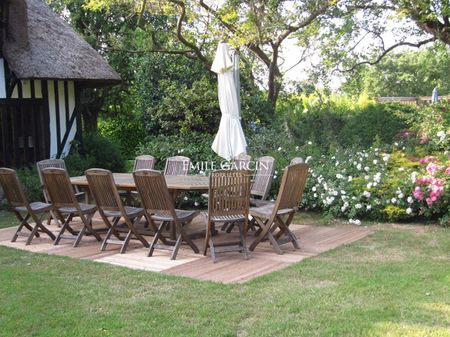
xmin=80 ymin=133 xmax=126 ymax=172
xmin=342 ymin=44 xmax=450 ymax=97
xmin=98 ymin=114 xmax=147 ymax=157
xmin=12 ymin=167 xmax=43 ymax=202
xmin=281 ymin=94 xmax=416 ymax=151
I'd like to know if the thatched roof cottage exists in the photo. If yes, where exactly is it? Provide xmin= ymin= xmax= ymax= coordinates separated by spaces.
xmin=0 ymin=0 xmax=121 ymax=167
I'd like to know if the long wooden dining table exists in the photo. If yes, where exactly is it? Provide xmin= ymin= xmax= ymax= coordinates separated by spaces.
xmin=70 ymin=173 xmax=209 ymax=192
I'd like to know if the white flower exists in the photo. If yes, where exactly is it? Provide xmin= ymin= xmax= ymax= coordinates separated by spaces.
xmin=411 ymin=172 xmax=418 ymax=183
xmin=305 ymin=156 xmax=312 ymax=163
xmin=366 ymin=205 xmax=372 ymax=210
xmin=367 ymin=183 xmax=373 ymax=189
xmin=336 ymin=174 xmax=344 ymax=179
xmin=273 ymin=175 xmax=277 ymax=179
xmin=312 ymin=186 xmax=317 ymax=192
xmin=391 ymin=197 xmax=397 ymax=204
xmin=313 ymin=193 xmax=317 ymax=198
xmin=349 ymin=219 xmax=362 ymax=225
xmin=357 ymin=163 xmax=362 ymax=171
xmin=407 ymin=196 xmax=414 ymax=204
xmin=383 ymin=154 xmax=390 ymax=162
xmin=340 ymin=190 xmax=346 ymax=195
xmin=394 ymin=142 xmax=399 ymax=146
xmin=406 ymin=207 xmax=412 ymax=214
xmin=335 ymin=161 xmax=340 ymax=166
xmin=398 ymin=193 xmax=404 ymax=199
xmin=295 ymin=146 xmax=299 ymax=150
xmin=363 ymin=191 xmax=371 ymax=198
xmin=194 ymin=201 xmax=199 ymax=206
xmin=184 ymin=196 xmax=189 ymax=201
xmin=437 ymin=130 xmax=446 ymax=141
xmin=355 ymin=203 xmax=363 ymax=209
xmin=398 ymin=167 xmax=405 ymax=172
xmin=303 ymin=108 xmax=308 ymax=113
xmin=373 ymin=160 xmax=378 ymax=165
xmin=277 ymin=147 xmax=282 ymax=151
xmin=308 ymin=141 xmax=312 ymax=145
xmin=364 ymin=175 xmax=370 ymax=180
xmin=348 ymin=176 xmax=353 ymax=182
xmin=364 ymin=166 xmax=370 ymax=172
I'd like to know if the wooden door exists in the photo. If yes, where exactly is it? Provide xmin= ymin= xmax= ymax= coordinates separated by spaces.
xmin=0 ymin=98 xmax=50 ymax=167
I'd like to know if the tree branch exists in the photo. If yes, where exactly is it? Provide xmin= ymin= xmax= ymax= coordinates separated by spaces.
xmin=167 ymin=0 xmax=210 ymax=67
xmin=338 ymin=37 xmax=436 ymax=73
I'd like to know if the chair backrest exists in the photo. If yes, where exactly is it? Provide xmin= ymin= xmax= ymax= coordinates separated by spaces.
xmin=36 ymin=159 xmax=67 ymax=184
xmin=251 ymin=156 xmax=275 ymax=200
xmin=41 ymin=168 xmax=78 ymax=208
xmin=274 ymin=163 xmax=309 ymax=212
xmin=133 ymin=155 xmax=155 ymax=172
xmin=234 ymin=154 xmax=251 ymax=170
xmin=85 ymin=169 xmax=123 ymax=212
xmin=133 ymin=169 xmax=177 ymax=218
xmin=208 ymin=169 xmax=251 ymax=218
xmin=0 ymin=168 xmax=29 ymax=208
xmin=164 ymin=156 xmax=190 ymax=176
xmin=290 ymin=157 xmax=304 ymax=164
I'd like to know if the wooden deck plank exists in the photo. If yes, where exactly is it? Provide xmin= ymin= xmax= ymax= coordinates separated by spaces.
xmin=0 ymin=215 xmax=372 ymax=283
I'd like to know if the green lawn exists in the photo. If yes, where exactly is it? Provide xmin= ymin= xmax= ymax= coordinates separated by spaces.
xmin=0 ymin=210 xmax=18 ymax=229
xmin=0 ymin=216 xmax=449 ymax=336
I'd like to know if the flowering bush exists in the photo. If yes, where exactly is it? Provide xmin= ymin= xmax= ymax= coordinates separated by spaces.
xmin=301 ymin=145 xmax=449 ymax=226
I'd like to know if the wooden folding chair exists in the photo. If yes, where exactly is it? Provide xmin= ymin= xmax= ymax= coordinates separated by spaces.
xmin=41 ymin=168 xmax=103 ymax=247
xmin=133 ymin=169 xmax=199 ymax=260
xmin=133 ymin=155 xmax=156 ymax=171
xmin=85 ymin=169 xmax=149 ymax=253
xmin=36 ymin=159 xmax=85 ymax=225
xmin=224 ymin=156 xmax=275 ymax=233
xmin=0 ymin=168 xmax=55 ymax=245
xmin=249 ymin=163 xmax=309 ymax=254
xmin=250 ymin=156 xmax=275 ymax=206
xmin=233 ymin=154 xmax=251 ymax=170
xmin=204 ymin=169 xmax=251 ymax=262
xmin=164 ymin=156 xmax=190 ymax=176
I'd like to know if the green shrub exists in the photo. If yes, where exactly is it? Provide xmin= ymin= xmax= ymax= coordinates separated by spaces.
xmin=81 ymin=133 xmax=126 ymax=172
xmin=281 ymin=93 xmax=417 ymax=151
xmin=98 ymin=114 xmax=147 ymax=158
xmin=15 ymin=167 xmax=43 ymax=202
xmin=338 ymin=103 xmax=414 ymax=148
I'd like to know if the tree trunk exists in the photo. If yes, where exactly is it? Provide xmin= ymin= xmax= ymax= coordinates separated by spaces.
xmin=267 ymin=44 xmax=282 ymax=111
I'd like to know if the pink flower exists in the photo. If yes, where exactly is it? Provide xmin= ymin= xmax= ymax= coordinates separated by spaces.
xmin=419 ymin=134 xmax=428 ymax=145
xmin=426 ymin=163 xmax=444 ymax=175
xmin=426 ymin=197 xmax=434 ymax=206
xmin=420 ymin=156 xmax=434 ymax=164
xmin=413 ymin=187 xmax=424 ymax=200
xmin=445 ymin=167 xmax=450 ymax=175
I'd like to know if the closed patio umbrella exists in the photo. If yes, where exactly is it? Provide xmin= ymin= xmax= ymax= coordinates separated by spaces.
xmin=432 ymin=87 xmax=439 ymax=103
xmin=211 ymin=42 xmax=247 ymax=161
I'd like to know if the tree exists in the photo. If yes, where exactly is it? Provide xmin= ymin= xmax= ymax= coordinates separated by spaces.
xmin=341 ymin=43 xmax=450 ymax=97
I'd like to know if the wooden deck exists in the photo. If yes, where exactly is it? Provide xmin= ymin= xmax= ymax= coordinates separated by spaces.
xmin=0 ymin=216 xmax=372 ymax=283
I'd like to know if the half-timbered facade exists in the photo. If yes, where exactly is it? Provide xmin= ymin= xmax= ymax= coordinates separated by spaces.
xmin=0 ymin=0 xmax=120 ymax=168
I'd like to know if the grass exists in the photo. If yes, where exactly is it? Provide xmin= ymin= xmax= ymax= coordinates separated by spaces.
xmin=0 ymin=210 xmax=18 ymax=229
xmin=0 ymin=215 xmax=449 ymax=336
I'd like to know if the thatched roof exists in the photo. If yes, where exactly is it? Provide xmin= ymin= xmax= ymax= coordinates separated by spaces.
xmin=2 ymin=0 xmax=121 ymax=85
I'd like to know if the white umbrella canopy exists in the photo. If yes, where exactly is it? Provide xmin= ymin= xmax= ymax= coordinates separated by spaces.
xmin=211 ymin=42 xmax=247 ymax=161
